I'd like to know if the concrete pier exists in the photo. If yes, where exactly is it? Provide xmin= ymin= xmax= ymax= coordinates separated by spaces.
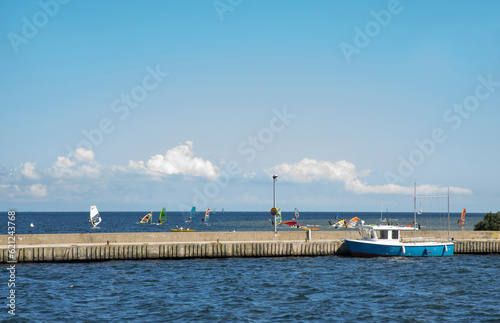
xmin=2 ymin=230 xmax=499 ymax=263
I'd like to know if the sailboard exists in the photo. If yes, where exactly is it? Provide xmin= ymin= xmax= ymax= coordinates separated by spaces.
xmin=171 ymin=227 xmax=195 ymax=232
xmin=158 ymin=207 xmax=166 ymax=224
xmin=280 ymin=220 xmax=298 ymax=227
xmin=221 ymin=208 xmax=224 ymax=216
xmin=187 ymin=206 xmax=196 ymax=222
xmin=458 ymin=208 xmax=466 ymax=228
xmin=90 ymin=205 xmax=102 ymax=228
xmin=140 ymin=208 xmax=152 ymax=224
xmin=294 ymin=208 xmax=300 ymax=219
xmin=331 ymin=218 xmax=346 ymax=228
xmin=202 ymin=208 xmax=210 ymax=224
xmin=346 ymin=216 xmax=360 ymax=227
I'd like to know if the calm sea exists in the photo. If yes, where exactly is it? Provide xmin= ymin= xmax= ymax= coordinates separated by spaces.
xmin=1 ymin=210 xmax=485 ymax=234
xmin=3 ymin=211 xmax=498 ymax=322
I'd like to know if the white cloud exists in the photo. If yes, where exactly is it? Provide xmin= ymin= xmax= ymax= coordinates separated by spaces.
xmin=74 ymin=147 xmax=95 ymax=163
xmin=50 ymin=149 xmax=100 ymax=178
xmin=130 ymin=141 xmax=218 ymax=179
xmin=266 ymin=158 xmax=473 ymax=195
xmin=0 ymin=183 xmax=47 ymax=199
xmin=28 ymin=183 xmax=48 ymax=198
xmin=55 ymin=156 xmax=76 ymax=168
xmin=19 ymin=162 xmax=40 ymax=180
xmin=128 ymin=160 xmax=145 ymax=170
xmin=266 ymin=158 xmax=362 ymax=183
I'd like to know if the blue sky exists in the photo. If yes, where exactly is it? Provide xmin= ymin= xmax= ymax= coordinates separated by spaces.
xmin=1 ymin=0 xmax=499 ymax=213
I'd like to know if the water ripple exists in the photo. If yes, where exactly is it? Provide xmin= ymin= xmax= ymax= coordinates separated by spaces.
xmin=3 ymin=255 xmax=500 ymax=322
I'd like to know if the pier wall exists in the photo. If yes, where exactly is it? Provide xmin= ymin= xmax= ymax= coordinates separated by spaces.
xmin=1 ymin=230 xmax=499 ymax=263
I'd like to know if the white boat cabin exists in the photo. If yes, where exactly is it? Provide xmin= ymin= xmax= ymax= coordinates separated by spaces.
xmin=357 ymin=223 xmax=418 ymax=241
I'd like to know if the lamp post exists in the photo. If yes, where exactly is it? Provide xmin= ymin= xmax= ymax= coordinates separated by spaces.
xmin=273 ymin=174 xmax=278 ymax=233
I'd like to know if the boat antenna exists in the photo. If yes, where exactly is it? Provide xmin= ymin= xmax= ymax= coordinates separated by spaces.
xmin=414 ymin=182 xmax=417 ymax=238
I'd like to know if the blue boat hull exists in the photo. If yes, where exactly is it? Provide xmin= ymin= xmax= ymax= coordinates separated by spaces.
xmin=344 ymin=239 xmax=454 ymax=257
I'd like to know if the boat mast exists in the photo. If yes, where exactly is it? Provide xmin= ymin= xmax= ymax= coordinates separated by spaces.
xmin=414 ymin=182 xmax=417 ymax=238
xmin=447 ymin=187 xmax=450 ymax=239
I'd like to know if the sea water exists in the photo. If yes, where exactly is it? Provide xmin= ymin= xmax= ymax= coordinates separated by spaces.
xmin=1 ymin=211 xmax=485 ymax=235
xmin=2 ymin=211 xmax=497 ymax=321
xmin=2 ymin=255 xmax=499 ymax=322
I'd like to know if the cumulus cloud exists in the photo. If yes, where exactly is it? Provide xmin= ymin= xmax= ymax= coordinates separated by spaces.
xmin=19 ymin=162 xmax=40 ymax=180
xmin=266 ymin=158 xmax=472 ymax=195
xmin=50 ymin=148 xmax=100 ymax=178
xmin=55 ymin=156 xmax=76 ymax=168
xmin=0 ymin=183 xmax=47 ymax=199
xmin=74 ymin=147 xmax=95 ymax=163
xmin=27 ymin=183 xmax=48 ymax=198
xmin=129 ymin=141 xmax=218 ymax=179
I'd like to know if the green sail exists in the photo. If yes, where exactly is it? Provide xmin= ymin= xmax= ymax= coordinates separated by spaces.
xmin=158 ymin=207 xmax=166 ymax=224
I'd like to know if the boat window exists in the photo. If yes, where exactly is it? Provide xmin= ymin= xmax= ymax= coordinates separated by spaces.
xmin=379 ymin=230 xmax=388 ymax=239
xmin=392 ymin=230 xmax=399 ymax=239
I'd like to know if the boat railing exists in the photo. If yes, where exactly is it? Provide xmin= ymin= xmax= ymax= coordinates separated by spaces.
xmin=401 ymin=237 xmax=450 ymax=243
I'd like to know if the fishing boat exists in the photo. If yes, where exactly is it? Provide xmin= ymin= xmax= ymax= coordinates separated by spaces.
xmin=343 ymin=184 xmax=454 ymax=257
xmin=158 ymin=207 xmax=166 ymax=224
xmin=89 ymin=205 xmax=102 ymax=228
xmin=202 ymin=208 xmax=210 ymax=224
xmin=140 ymin=208 xmax=152 ymax=224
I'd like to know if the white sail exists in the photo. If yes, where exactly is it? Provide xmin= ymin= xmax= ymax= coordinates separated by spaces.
xmin=90 ymin=205 xmax=102 ymax=228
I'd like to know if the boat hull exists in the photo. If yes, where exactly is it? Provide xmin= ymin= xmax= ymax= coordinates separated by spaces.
xmin=344 ymin=239 xmax=454 ymax=257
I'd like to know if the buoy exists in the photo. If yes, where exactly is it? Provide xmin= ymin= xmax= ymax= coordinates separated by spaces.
xmin=30 ymin=223 xmax=34 ymax=227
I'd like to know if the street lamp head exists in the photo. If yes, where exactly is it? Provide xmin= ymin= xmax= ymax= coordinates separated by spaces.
xmin=272 ymin=174 xmax=278 ymax=180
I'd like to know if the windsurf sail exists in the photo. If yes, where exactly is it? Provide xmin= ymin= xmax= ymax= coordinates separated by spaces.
xmin=140 ymin=208 xmax=152 ymax=224
xmin=458 ymin=208 xmax=466 ymax=228
xmin=221 ymin=208 xmax=224 ymax=216
xmin=189 ymin=206 xmax=196 ymax=222
xmin=90 ymin=205 xmax=102 ymax=228
xmin=346 ymin=216 xmax=360 ymax=227
xmin=417 ymin=202 xmax=422 ymax=215
xmin=280 ymin=220 xmax=297 ymax=227
xmin=158 ymin=207 xmax=166 ymax=224
xmin=331 ymin=218 xmax=346 ymax=228
xmin=294 ymin=208 xmax=300 ymax=219
xmin=276 ymin=207 xmax=282 ymax=224
xmin=203 ymin=208 xmax=210 ymax=224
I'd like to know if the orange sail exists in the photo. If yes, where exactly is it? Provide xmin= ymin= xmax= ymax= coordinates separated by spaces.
xmin=346 ymin=217 xmax=360 ymax=227
xmin=458 ymin=209 xmax=466 ymax=228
